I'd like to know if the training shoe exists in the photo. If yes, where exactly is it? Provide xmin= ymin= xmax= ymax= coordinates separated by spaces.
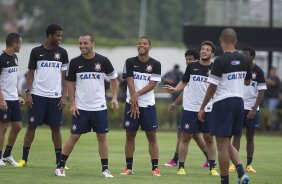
xmin=229 ymin=164 xmax=236 ymax=173
xmin=120 ymin=168 xmax=133 ymax=175
xmin=55 ymin=167 xmax=66 ymax=177
xmin=0 ymin=159 xmax=6 ymax=166
xmin=177 ymin=167 xmax=186 ymax=175
xmin=201 ymin=160 xmax=209 ymax=168
xmin=152 ymin=168 xmax=161 ymax=176
xmin=163 ymin=160 xmax=177 ymax=167
xmin=209 ymin=168 xmax=219 ymax=176
xmin=245 ymin=165 xmax=256 ymax=173
xmin=102 ymin=169 xmax=114 ymax=178
xmin=237 ymin=174 xmax=250 ymax=184
xmin=3 ymin=156 xmax=18 ymax=166
xmin=16 ymin=159 xmax=27 ymax=167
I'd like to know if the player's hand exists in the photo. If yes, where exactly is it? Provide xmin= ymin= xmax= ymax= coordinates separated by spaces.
xmin=163 ymin=85 xmax=177 ymax=93
xmin=58 ymin=96 xmax=67 ymax=110
xmin=198 ymin=109 xmax=205 ymax=122
xmin=247 ymin=108 xmax=256 ymax=120
xmin=70 ymin=104 xmax=80 ymax=117
xmin=127 ymin=102 xmax=140 ymax=119
xmin=26 ymin=93 xmax=33 ymax=108
xmin=19 ymin=96 xmax=25 ymax=105
xmin=168 ymin=102 xmax=176 ymax=112
xmin=111 ymin=98 xmax=119 ymax=112
xmin=0 ymin=98 xmax=8 ymax=112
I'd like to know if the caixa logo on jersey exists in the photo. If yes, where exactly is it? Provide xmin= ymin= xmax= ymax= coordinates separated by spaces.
xmin=228 ymin=72 xmax=246 ymax=80
xmin=41 ymin=62 xmax=60 ymax=68
xmin=79 ymin=73 xmax=101 ymax=80
xmin=8 ymin=67 xmax=17 ymax=73
xmin=134 ymin=73 xmax=150 ymax=81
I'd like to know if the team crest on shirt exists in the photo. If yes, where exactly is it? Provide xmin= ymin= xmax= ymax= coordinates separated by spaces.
xmin=252 ymin=72 xmax=257 ymax=80
xmin=146 ymin=64 xmax=153 ymax=72
xmin=95 ymin=63 xmax=102 ymax=71
xmin=72 ymin=124 xmax=77 ymax=131
xmin=125 ymin=121 xmax=130 ymax=127
xmin=30 ymin=116 xmax=35 ymax=122
xmin=3 ymin=114 xmax=7 ymax=120
xmin=54 ymin=52 xmax=61 ymax=60
xmin=184 ymin=123 xmax=190 ymax=130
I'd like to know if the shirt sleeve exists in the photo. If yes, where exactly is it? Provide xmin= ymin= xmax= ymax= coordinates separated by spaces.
xmin=151 ymin=61 xmax=161 ymax=82
xmin=28 ymin=48 xmax=37 ymax=70
xmin=122 ymin=59 xmax=134 ymax=78
xmin=256 ymin=68 xmax=267 ymax=90
xmin=61 ymin=49 xmax=69 ymax=71
xmin=65 ymin=59 xmax=77 ymax=82
xmin=181 ymin=64 xmax=191 ymax=83
xmin=104 ymin=57 xmax=117 ymax=79
xmin=208 ymin=58 xmax=223 ymax=85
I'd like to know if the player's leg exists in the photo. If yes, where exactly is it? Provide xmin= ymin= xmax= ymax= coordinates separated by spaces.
xmin=163 ymin=130 xmax=181 ymax=167
xmin=177 ymin=132 xmax=192 ymax=174
xmin=145 ymin=130 xmax=160 ymax=176
xmin=0 ymin=121 xmax=8 ymax=166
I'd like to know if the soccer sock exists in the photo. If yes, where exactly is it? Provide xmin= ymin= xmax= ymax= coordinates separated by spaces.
xmin=246 ymin=157 xmax=252 ymax=166
xmin=151 ymin=159 xmax=158 ymax=170
xmin=126 ymin=157 xmax=133 ymax=170
xmin=0 ymin=150 xmax=2 ymax=159
xmin=3 ymin=145 xmax=13 ymax=158
xmin=172 ymin=152 xmax=178 ymax=163
xmin=57 ymin=154 xmax=68 ymax=168
xmin=178 ymin=162 xmax=184 ymax=169
xmin=221 ymin=175 xmax=229 ymax=184
xmin=235 ymin=164 xmax=245 ymax=179
xmin=208 ymin=160 xmax=216 ymax=170
xmin=101 ymin=158 xmax=108 ymax=172
xmin=22 ymin=147 xmax=30 ymax=161
xmin=55 ymin=148 xmax=62 ymax=164
xmin=203 ymin=151 xmax=208 ymax=160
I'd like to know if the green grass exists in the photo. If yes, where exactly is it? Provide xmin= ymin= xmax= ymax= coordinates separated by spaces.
xmin=0 ymin=128 xmax=281 ymax=184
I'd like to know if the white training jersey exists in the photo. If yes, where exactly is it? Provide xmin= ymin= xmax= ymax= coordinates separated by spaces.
xmin=208 ymin=51 xmax=252 ymax=103
xmin=243 ymin=64 xmax=267 ymax=110
xmin=182 ymin=61 xmax=213 ymax=112
xmin=66 ymin=53 xmax=117 ymax=111
xmin=122 ymin=56 xmax=161 ymax=107
xmin=0 ymin=51 xmax=19 ymax=100
xmin=28 ymin=45 xmax=69 ymax=98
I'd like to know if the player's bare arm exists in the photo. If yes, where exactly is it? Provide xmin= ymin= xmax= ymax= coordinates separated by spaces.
xmin=110 ymin=78 xmax=119 ymax=111
xmin=127 ymin=77 xmax=139 ymax=118
xmin=247 ymin=90 xmax=265 ymax=120
xmin=198 ymin=83 xmax=217 ymax=122
xmin=25 ymin=69 xmax=35 ymax=108
xmin=67 ymin=81 xmax=79 ymax=117
xmin=58 ymin=70 xmax=67 ymax=110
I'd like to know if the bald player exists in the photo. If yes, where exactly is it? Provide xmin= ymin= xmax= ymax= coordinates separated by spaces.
xmin=198 ymin=28 xmax=251 ymax=184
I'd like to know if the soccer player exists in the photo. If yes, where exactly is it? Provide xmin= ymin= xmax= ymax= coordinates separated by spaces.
xmin=164 ymin=49 xmax=210 ymax=168
xmin=121 ymin=36 xmax=161 ymax=176
xmin=55 ymin=34 xmax=119 ymax=178
xmin=16 ymin=24 xmax=69 ymax=167
xmin=163 ymin=41 xmax=218 ymax=176
xmin=198 ymin=28 xmax=251 ymax=184
xmin=229 ymin=46 xmax=266 ymax=173
xmin=0 ymin=33 xmax=24 ymax=166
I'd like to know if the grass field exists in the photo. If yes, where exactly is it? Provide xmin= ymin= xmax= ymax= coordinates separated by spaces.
xmin=0 ymin=128 xmax=281 ymax=184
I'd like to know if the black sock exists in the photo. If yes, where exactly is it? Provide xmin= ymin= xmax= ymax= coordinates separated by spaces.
xmin=55 ymin=148 xmax=62 ymax=164
xmin=209 ymin=160 xmax=216 ymax=170
xmin=151 ymin=159 xmax=158 ymax=170
xmin=236 ymin=164 xmax=245 ymax=179
xmin=172 ymin=152 xmax=178 ymax=163
xmin=0 ymin=150 xmax=2 ymax=159
xmin=203 ymin=151 xmax=208 ymax=160
xmin=22 ymin=147 xmax=30 ymax=161
xmin=126 ymin=157 xmax=133 ymax=170
xmin=101 ymin=159 xmax=108 ymax=172
xmin=221 ymin=175 xmax=229 ymax=184
xmin=246 ymin=157 xmax=252 ymax=166
xmin=3 ymin=145 xmax=13 ymax=158
xmin=57 ymin=154 xmax=68 ymax=168
xmin=178 ymin=162 xmax=184 ymax=169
